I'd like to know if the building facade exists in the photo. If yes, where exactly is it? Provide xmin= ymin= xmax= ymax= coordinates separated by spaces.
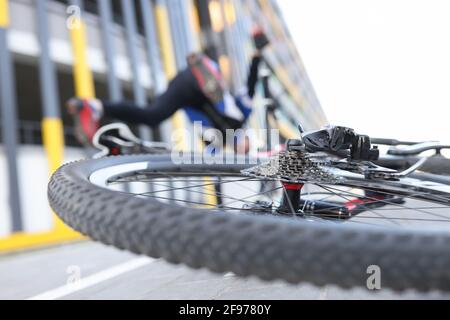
xmin=0 ymin=0 xmax=327 ymax=251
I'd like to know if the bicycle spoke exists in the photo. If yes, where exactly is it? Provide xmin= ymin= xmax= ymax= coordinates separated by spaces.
xmin=157 ymin=171 xmax=280 ymax=208
xmin=315 ymin=184 xmax=450 ymax=220
xmin=103 ymin=163 xmax=450 ymax=228
xmin=313 ymin=184 xmax=402 ymax=226
xmin=116 ymin=170 xmax=284 ymax=212
xmin=140 ymin=180 xmax=279 ymax=210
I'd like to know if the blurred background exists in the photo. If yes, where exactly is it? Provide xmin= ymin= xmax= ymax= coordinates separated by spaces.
xmin=0 ymin=0 xmax=448 ymax=255
xmin=0 ymin=0 xmax=449 ymax=300
xmin=279 ymin=0 xmax=450 ymax=143
xmin=0 ymin=0 xmax=327 ymax=252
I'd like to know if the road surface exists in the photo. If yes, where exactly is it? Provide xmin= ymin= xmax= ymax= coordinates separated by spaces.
xmin=1 ymin=241 xmax=448 ymax=300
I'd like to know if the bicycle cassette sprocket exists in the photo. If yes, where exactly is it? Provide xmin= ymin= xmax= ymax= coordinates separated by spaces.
xmin=242 ymin=151 xmax=340 ymax=184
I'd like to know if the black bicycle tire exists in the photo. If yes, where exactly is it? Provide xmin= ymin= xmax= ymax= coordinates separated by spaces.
xmin=48 ymin=154 xmax=450 ymax=292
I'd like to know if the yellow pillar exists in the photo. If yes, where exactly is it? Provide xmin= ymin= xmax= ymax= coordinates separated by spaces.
xmin=51 ymin=15 xmax=96 ymax=233
xmin=0 ymin=0 xmax=9 ymax=28
xmin=44 ymin=17 xmax=95 ymax=235
xmin=42 ymin=15 xmax=96 ymax=235
xmin=42 ymin=119 xmax=64 ymax=174
xmin=154 ymin=3 xmax=187 ymax=151
xmin=70 ymin=19 xmax=96 ymax=99
xmin=154 ymin=1 xmax=217 ymax=206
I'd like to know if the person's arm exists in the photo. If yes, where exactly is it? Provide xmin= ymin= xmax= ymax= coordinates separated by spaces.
xmin=247 ymin=53 xmax=262 ymax=99
xmin=247 ymin=29 xmax=270 ymax=99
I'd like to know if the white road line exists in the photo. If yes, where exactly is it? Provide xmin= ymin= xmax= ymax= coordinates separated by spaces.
xmin=318 ymin=286 xmax=329 ymax=300
xmin=224 ymin=272 xmax=235 ymax=278
xmin=27 ymin=257 xmax=154 ymax=300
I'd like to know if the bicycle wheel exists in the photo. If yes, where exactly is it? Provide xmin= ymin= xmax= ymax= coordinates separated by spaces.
xmin=48 ymin=153 xmax=450 ymax=292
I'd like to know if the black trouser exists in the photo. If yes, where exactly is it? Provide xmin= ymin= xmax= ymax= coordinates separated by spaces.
xmin=103 ymin=68 xmax=208 ymax=127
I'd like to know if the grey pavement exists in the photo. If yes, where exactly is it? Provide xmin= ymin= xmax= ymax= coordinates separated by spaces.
xmin=0 ymin=241 xmax=449 ymax=300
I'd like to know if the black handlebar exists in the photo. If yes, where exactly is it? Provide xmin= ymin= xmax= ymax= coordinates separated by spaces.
xmin=371 ymin=138 xmax=422 ymax=146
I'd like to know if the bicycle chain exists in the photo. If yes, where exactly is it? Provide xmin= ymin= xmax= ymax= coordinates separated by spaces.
xmin=242 ymin=151 xmax=340 ymax=184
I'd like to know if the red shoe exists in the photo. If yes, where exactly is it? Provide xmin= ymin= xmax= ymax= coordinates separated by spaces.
xmin=67 ymin=98 xmax=103 ymax=145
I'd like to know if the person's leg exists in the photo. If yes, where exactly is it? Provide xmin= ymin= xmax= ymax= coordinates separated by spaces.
xmin=102 ymin=100 xmax=174 ymax=126
xmin=103 ymin=69 xmax=208 ymax=127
